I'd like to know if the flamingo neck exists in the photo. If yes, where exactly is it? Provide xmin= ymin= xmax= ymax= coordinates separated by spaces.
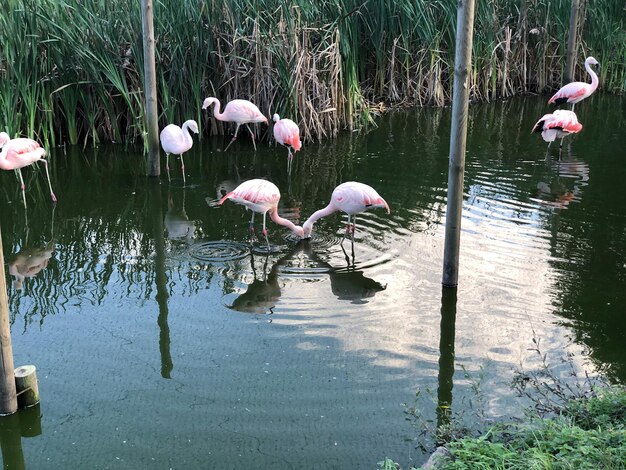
xmin=269 ymin=210 xmax=301 ymax=236
xmin=181 ymin=121 xmax=194 ymax=147
xmin=585 ymin=60 xmax=599 ymax=91
xmin=210 ymin=99 xmax=225 ymax=121
xmin=302 ymin=203 xmax=337 ymax=236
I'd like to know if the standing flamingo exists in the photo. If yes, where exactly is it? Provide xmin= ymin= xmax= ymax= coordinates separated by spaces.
xmin=532 ymin=109 xmax=583 ymax=150
xmin=302 ymin=181 xmax=390 ymax=258
xmin=548 ymin=56 xmax=599 ymax=111
xmin=219 ymin=179 xmax=304 ymax=247
xmin=202 ymin=97 xmax=268 ymax=151
xmin=159 ymin=119 xmax=199 ymax=185
xmin=0 ymin=132 xmax=57 ymax=208
xmin=272 ymin=114 xmax=302 ymax=174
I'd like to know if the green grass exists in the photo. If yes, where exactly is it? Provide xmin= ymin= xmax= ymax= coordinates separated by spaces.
xmin=440 ymin=388 xmax=626 ymax=469
xmin=0 ymin=0 xmax=624 ymax=147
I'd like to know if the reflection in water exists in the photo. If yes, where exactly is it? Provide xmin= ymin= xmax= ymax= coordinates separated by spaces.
xmin=535 ymin=152 xmax=589 ymax=210
xmin=165 ymin=190 xmax=196 ymax=241
xmin=229 ymin=253 xmax=282 ymax=314
xmin=9 ymin=241 xmax=55 ymax=290
xmin=437 ymin=288 xmax=457 ymax=435
xmin=151 ymin=180 xmax=173 ymax=379
xmin=0 ymin=404 xmax=42 ymax=470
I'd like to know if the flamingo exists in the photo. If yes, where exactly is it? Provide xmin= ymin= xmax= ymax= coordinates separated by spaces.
xmin=0 ymin=132 xmax=57 ymax=208
xmin=202 ymin=97 xmax=268 ymax=151
xmin=548 ymin=56 xmax=599 ymax=111
xmin=159 ymin=119 xmax=199 ymax=185
xmin=532 ymin=109 xmax=582 ymax=149
xmin=272 ymin=114 xmax=302 ymax=174
xmin=302 ymin=181 xmax=390 ymax=258
xmin=219 ymin=178 xmax=304 ymax=247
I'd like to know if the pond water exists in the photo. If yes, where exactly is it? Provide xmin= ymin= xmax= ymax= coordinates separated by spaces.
xmin=1 ymin=96 xmax=625 ymax=469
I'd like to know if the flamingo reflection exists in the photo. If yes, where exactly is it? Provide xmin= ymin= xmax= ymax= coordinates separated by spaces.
xmin=165 ymin=190 xmax=196 ymax=242
xmin=9 ymin=241 xmax=55 ymax=290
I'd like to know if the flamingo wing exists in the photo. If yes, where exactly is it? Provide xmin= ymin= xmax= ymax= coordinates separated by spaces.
xmin=274 ymin=119 xmax=302 ymax=151
xmin=548 ymin=82 xmax=590 ymax=105
xmin=223 ymin=100 xmax=267 ymax=124
xmin=332 ymin=182 xmax=390 ymax=215
xmin=219 ymin=179 xmax=280 ymax=213
xmin=0 ymin=138 xmax=46 ymax=169
xmin=160 ymin=124 xmax=186 ymax=154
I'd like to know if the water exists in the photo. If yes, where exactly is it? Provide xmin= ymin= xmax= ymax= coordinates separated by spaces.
xmin=1 ymin=95 xmax=625 ymax=469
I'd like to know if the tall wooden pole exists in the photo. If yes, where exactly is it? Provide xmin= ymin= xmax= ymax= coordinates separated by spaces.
xmin=141 ymin=0 xmax=160 ymax=176
xmin=442 ymin=0 xmax=476 ymax=287
xmin=0 ymin=227 xmax=18 ymax=415
xmin=564 ymin=0 xmax=580 ymax=83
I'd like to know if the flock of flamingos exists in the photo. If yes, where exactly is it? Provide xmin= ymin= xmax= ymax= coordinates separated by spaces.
xmin=0 ymin=55 xmax=599 ymax=251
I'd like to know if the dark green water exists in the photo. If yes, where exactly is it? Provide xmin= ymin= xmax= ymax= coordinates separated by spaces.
xmin=1 ymin=96 xmax=625 ymax=469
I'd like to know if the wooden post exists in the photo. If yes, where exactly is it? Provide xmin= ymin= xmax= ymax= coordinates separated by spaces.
xmin=0 ymin=227 xmax=18 ymax=416
xmin=442 ymin=0 xmax=476 ymax=287
xmin=141 ymin=0 xmax=160 ymax=176
xmin=14 ymin=365 xmax=39 ymax=408
xmin=564 ymin=0 xmax=580 ymax=83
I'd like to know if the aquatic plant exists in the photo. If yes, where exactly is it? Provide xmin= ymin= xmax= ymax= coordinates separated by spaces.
xmin=0 ymin=0 xmax=624 ymax=147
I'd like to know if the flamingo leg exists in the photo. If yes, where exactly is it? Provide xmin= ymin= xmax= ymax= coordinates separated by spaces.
xmin=245 ymin=124 xmax=257 ymax=151
xmin=249 ymin=211 xmax=255 ymax=233
xmin=166 ymin=153 xmax=171 ymax=181
xmin=17 ymin=168 xmax=27 ymax=208
xmin=40 ymin=159 xmax=57 ymax=203
xmin=224 ymin=124 xmax=241 ymax=151
xmin=262 ymin=211 xmax=269 ymax=249
xmin=287 ymin=148 xmax=293 ymax=175
xmin=350 ymin=214 xmax=357 ymax=260
xmin=180 ymin=153 xmax=186 ymax=185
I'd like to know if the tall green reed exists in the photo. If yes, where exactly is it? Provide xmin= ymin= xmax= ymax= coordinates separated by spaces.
xmin=0 ymin=0 xmax=623 ymax=148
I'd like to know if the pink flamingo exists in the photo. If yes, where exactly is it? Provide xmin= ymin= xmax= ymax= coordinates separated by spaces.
xmin=272 ymin=114 xmax=302 ymax=174
xmin=0 ymin=132 xmax=57 ymax=208
xmin=532 ymin=109 xmax=582 ymax=149
xmin=159 ymin=119 xmax=199 ymax=185
xmin=202 ymin=97 xmax=268 ymax=151
xmin=302 ymin=181 xmax=390 ymax=257
xmin=219 ymin=178 xmax=304 ymax=247
xmin=548 ymin=56 xmax=599 ymax=111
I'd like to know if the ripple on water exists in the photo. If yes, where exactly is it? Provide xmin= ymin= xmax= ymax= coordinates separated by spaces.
xmin=189 ymin=240 xmax=250 ymax=262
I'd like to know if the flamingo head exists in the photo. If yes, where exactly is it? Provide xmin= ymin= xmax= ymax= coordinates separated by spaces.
xmin=302 ymin=220 xmax=314 ymax=239
xmin=586 ymin=56 xmax=599 ymax=67
xmin=189 ymin=120 xmax=199 ymax=134
xmin=272 ymin=113 xmax=280 ymax=123
xmin=292 ymin=225 xmax=304 ymax=238
xmin=202 ymin=97 xmax=217 ymax=110
xmin=0 ymin=132 xmax=10 ymax=148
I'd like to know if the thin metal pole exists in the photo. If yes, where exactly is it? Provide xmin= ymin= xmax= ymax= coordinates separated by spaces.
xmin=442 ymin=0 xmax=476 ymax=288
xmin=0 ymin=227 xmax=18 ymax=415
xmin=141 ymin=0 xmax=160 ymax=177
xmin=564 ymin=0 xmax=580 ymax=83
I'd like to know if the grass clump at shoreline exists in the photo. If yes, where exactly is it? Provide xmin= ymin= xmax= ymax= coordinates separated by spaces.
xmin=438 ymin=386 xmax=626 ymax=469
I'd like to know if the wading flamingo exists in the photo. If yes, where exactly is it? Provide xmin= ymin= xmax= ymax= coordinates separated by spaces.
xmin=219 ymin=178 xmax=304 ymax=247
xmin=548 ymin=56 xmax=599 ymax=111
xmin=0 ymin=132 xmax=57 ymax=208
xmin=302 ymin=181 xmax=390 ymax=259
xmin=159 ymin=119 xmax=199 ymax=185
xmin=202 ymin=97 xmax=268 ymax=151
xmin=532 ymin=109 xmax=582 ymax=150
xmin=272 ymin=114 xmax=302 ymax=174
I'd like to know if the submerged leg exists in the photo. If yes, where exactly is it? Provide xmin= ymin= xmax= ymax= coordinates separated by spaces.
xmin=262 ymin=211 xmax=269 ymax=249
xmin=180 ymin=153 xmax=186 ymax=185
xmin=17 ymin=168 xmax=27 ymax=208
xmin=245 ymin=124 xmax=257 ymax=151
xmin=224 ymin=124 xmax=241 ymax=151
xmin=40 ymin=159 xmax=57 ymax=203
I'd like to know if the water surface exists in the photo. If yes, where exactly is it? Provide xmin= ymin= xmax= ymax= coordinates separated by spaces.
xmin=1 ymin=95 xmax=625 ymax=469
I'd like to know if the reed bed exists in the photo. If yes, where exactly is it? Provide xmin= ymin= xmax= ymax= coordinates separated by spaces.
xmin=0 ymin=0 xmax=624 ymax=148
